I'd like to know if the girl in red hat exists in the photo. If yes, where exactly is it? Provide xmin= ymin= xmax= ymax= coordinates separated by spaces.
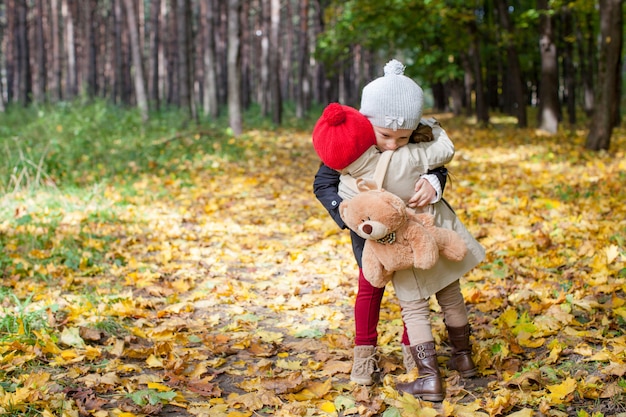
xmin=312 ymin=59 xmax=485 ymax=401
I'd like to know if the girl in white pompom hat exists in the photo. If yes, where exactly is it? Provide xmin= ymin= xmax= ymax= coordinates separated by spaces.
xmin=313 ymin=59 xmax=485 ymax=401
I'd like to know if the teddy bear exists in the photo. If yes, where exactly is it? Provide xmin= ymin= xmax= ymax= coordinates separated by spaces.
xmin=339 ymin=179 xmax=468 ymax=288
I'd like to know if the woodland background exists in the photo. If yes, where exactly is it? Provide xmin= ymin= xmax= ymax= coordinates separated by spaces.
xmin=0 ymin=0 xmax=624 ymax=147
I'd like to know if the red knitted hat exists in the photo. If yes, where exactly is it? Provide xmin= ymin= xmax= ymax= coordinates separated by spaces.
xmin=312 ymin=103 xmax=376 ymax=170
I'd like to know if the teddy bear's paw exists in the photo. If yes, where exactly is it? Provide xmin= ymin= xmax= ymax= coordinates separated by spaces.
xmin=413 ymin=252 xmax=439 ymax=270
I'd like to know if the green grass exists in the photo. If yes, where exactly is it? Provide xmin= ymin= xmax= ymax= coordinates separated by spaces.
xmin=0 ymin=292 xmax=50 ymax=342
xmin=0 ymin=98 xmax=319 ymax=195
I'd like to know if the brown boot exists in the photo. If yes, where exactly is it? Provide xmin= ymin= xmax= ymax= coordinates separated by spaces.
xmin=395 ymin=342 xmax=444 ymax=402
xmin=447 ymin=324 xmax=477 ymax=378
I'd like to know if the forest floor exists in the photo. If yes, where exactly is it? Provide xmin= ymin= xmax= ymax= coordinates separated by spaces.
xmin=1 ymin=115 xmax=626 ymax=417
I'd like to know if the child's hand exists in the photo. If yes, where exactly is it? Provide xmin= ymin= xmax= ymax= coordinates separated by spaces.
xmin=408 ymin=178 xmax=436 ymax=208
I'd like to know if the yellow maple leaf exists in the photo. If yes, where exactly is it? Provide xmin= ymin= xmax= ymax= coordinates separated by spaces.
xmin=319 ymin=401 xmax=336 ymax=413
xmin=146 ymin=354 xmax=164 ymax=368
xmin=147 ymin=382 xmax=172 ymax=392
xmin=546 ymin=377 xmax=577 ymax=403
xmin=506 ymin=409 xmax=535 ymax=417
xmin=275 ymin=358 xmax=302 ymax=370
xmin=305 ymin=378 xmax=332 ymax=398
xmin=605 ymin=244 xmax=620 ymax=264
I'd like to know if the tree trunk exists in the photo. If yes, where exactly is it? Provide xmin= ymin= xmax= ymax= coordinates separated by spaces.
xmin=269 ymin=0 xmax=282 ymax=124
xmin=310 ymin=0 xmax=326 ymax=104
xmin=201 ymin=0 xmax=219 ymax=118
xmin=86 ymin=0 xmax=98 ymax=97
xmin=177 ymin=0 xmax=191 ymax=115
xmin=585 ymin=0 xmax=623 ymax=150
xmin=561 ymin=5 xmax=576 ymax=126
xmin=16 ymin=0 xmax=31 ymax=106
xmin=6 ymin=0 xmax=16 ymax=104
xmin=467 ymin=22 xmax=488 ymax=124
xmin=167 ymin=2 xmax=179 ymax=105
xmin=447 ymin=79 xmax=464 ymax=116
xmin=122 ymin=0 xmax=149 ymax=122
xmin=113 ymin=0 xmax=124 ymax=104
xmin=240 ymin=0 xmax=251 ymax=109
xmin=259 ymin=0 xmax=270 ymax=116
xmin=34 ymin=0 xmax=47 ymax=102
xmin=50 ymin=0 xmax=62 ymax=101
xmin=148 ymin=0 xmax=161 ymax=109
xmin=227 ymin=0 xmax=243 ymax=136
xmin=0 ymin=3 xmax=6 ymax=110
xmin=283 ymin=0 xmax=293 ymax=102
xmin=495 ymin=0 xmax=527 ymax=127
xmin=461 ymin=54 xmax=473 ymax=116
xmin=62 ymin=0 xmax=76 ymax=99
xmin=295 ymin=0 xmax=309 ymax=118
xmin=537 ymin=0 xmax=559 ymax=134
xmin=576 ymin=12 xmax=595 ymax=116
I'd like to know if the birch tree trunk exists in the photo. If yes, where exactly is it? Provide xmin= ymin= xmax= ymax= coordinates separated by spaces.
xmin=62 ymin=0 xmax=76 ymax=99
xmin=259 ymin=0 xmax=270 ymax=116
xmin=537 ymin=0 xmax=560 ymax=134
xmin=227 ymin=0 xmax=243 ymax=136
xmin=148 ymin=0 xmax=161 ymax=109
xmin=122 ymin=0 xmax=149 ymax=122
xmin=202 ymin=0 xmax=219 ymax=117
xmin=269 ymin=0 xmax=282 ymax=125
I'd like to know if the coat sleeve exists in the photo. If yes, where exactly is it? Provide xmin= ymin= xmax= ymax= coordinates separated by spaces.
xmin=429 ymin=166 xmax=447 ymax=193
xmin=407 ymin=118 xmax=455 ymax=169
xmin=313 ymin=163 xmax=347 ymax=229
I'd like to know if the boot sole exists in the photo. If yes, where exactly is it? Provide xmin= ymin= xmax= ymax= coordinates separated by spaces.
xmin=350 ymin=377 xmax=374 ymax=385
xmin=418 ymin=393 xmax=445 ymax=402
xmin=459 ymin=369 xmax=477 ymax=378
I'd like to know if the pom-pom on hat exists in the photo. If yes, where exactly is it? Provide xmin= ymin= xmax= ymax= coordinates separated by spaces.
xmin=360 ymin=59 xmax=424 ymax=131
xmin=312 ymin=103 xmax=376 ymax=170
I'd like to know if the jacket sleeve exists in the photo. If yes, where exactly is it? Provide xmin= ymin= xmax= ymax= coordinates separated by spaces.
xmin=429 ymin=166 xmax=447 ymax=193
xmin=407 ymin=118 xmax=455 ymax=169
xmin=313 ymin=163 xmax=347 ymax=229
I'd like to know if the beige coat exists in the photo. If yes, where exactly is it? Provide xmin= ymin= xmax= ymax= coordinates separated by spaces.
xmin=338 ymin=118 xmax=454 ymax=202
xmin=337 ymin=118 xmax=485 ymax=301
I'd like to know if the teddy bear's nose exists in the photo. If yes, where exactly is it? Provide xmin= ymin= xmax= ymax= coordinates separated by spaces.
xmin=362 ymin=224 xmax=373 ymax=234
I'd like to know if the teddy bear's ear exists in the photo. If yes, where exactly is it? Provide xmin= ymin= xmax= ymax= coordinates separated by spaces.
xmin=356 ymin=178 xmax=378 ymax=192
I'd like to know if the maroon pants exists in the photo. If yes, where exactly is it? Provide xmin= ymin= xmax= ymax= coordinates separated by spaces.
xmin=354 ymin=269 xmax=410 ymax=346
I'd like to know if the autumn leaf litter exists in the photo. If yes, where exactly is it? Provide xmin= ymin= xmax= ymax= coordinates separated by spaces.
xmin=0 ymin=121 xmax=625 ymax=416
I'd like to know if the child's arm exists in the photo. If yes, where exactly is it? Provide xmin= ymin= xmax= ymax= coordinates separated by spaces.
xmin=407 ymin=118 xmax=455 ymax=170
xmin=313 ymin=163 xmax=347 ymax=229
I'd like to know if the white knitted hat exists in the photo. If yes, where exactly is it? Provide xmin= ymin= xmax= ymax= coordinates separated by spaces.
xmin=359 ymin=59 xmax=424 ymax=131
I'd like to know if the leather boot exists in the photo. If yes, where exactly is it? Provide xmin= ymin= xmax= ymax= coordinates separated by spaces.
xmin=447 ymin=324 xmax=477 ymax=378
xmin=396 ymin=342 xmax=444 ymax=402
